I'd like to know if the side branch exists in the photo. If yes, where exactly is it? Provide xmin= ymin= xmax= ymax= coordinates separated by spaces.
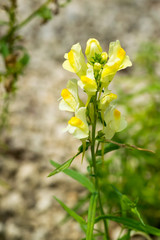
xmin=102 ymin=139 xmax=155 ymax=154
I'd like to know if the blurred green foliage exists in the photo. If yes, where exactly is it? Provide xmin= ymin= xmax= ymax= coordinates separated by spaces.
xmin=97 ymin=41 xmax=160 ymax=227
xmin=0 ymin=0 xmax=70 ymax=131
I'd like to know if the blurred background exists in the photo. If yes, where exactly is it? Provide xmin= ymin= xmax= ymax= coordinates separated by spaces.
xmin=0 ymin=0 xmax=160 ymax=239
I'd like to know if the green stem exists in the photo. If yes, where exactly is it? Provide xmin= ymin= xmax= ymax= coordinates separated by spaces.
xmin=0 ymin=93 xmax=10 ymax=132
xmin=91 ymin=97 xmax=110 ymax=240
xmin=16 ymin=0 xmax=53 ymax=30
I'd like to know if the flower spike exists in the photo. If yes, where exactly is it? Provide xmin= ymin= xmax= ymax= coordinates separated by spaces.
xmin=60 ymin=39 xmax=131 ymax=141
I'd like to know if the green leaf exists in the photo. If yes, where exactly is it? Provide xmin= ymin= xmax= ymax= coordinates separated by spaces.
xmin=19 ymin=53 xmax=30 ymax=66
xmin=78 ymin=141 xmax=90 ymax=153
xmin=48 ymin=156 xmax=76 ymax=177
xmin=95 ymin=215 xmax=160 ymax=236
xmin=118 ymin=230 xmax=131 ymax=240
xmin=50 ymin=160 xmax=95 ymax=193
xmin=37 ymin=6 xmax=53 ymax=20
xmin=62 ymin=194 xmax=90 ymax=223
xmin=54 ymin=196 xmax=86 ymax=226
xmin=86 ymin=192 xmax=98 ymax=240
xmin=15 ymin=53 xmax=30 ymax=74
xmin=0 ymin=41 xmax=9 ymax=57
xmin=96 ymin=143 xmax=120 ymax=156
xmin=111 ymin=185 xmax=144 ymax=224
xmin=48 ymin=142 xmax=90 ymax=177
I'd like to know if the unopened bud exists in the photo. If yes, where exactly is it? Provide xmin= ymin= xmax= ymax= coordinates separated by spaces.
xmin=101 ymin=52 xmax=108 ymax=64
xmin=85 ymin=38 xmax=102 ymax=62
xmin=94 ymin=62 xmax=101 ymax=72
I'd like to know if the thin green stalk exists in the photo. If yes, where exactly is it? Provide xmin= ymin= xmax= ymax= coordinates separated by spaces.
xmin=0 ymin=93 xmax=10 ymax=132
xmin=16 ymin=0 xmax=54 ymax=30
xmin=91 ymin=96 xmax=110 ymax=240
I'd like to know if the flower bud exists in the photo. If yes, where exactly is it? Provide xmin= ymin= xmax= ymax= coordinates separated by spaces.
xmin=85 ymin=38 xmax=102 ymax=62
xmin=94 ymin=62 xmax=101 ymax=72
xmin=101 ymin=52 xmax=108 ymax=64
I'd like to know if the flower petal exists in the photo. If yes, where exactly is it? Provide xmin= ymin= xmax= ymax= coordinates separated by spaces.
xmin=66 ymin=107 xmax=89 ymax=139
xmin=62 ymin=59 xmax=75 ymax=72
xmin=103 ymin=106 xmax=127 ymax=139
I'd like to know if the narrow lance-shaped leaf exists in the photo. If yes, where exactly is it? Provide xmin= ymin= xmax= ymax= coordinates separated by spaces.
xmin=0 ymin=41 xmax=9 ymax=58
xmin=118 ymin=230 xmax=131 ymax=240
xmin=54 ymin=196 xmax=86 ymax=226
xmin=62 ymin=194 xmax=90 ymax=223
xmin=95 ymin=215 xmax=160 ymax=236
xmin=50 ymin=160 xmax=95 ymax=193
xmin=86 ymin=192 xmax=98 ymax=240
xmin=48 ymin=155 xmax=77 ymax=177
xmin=48 ymin=142 xmax=90 ymax=177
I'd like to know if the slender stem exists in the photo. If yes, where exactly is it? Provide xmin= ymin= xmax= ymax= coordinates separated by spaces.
xmin=91 ymin=96 xmax=110 ymax=240
xmin=16 ymin=0 xmax=54 ymax=30
xmin=101 ymin=139 xmax=155 ymax=154
xmin=0 ymin=93 xmax=10 ymax=132
xmin=0 ymin=0 xmax=17 ymax=130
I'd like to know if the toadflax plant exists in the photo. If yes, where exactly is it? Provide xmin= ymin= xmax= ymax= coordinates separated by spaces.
xmin=49 ymin=39 xmax=160 ymax=240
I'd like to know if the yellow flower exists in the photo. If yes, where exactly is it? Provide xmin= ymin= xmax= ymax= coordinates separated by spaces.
xmin=66 ymin=107 xmax=89 ymax=139
xmin=85 ymin=38 xmax=102 ymax=62
xmin=99 ymin=92 xmax=117 ymax=110
xmin=101 ymin=40 xmax=132 ymax=86
xmin=78 ymin=64 xmax=97 ymax=96
xmin=104 ymin=106 xmax=127 ymax=139
xmin=59 ymin=79 xmax=83 ymax=112
xmin=63 ymin=43 xmax=87 ymax=78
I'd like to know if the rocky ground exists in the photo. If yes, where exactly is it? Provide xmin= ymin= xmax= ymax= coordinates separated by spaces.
xmin=0 ymin=0 xmax=160 ymax=239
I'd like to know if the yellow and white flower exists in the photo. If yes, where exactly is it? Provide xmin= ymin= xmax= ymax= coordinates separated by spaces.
xmin=63 ymin=43 xmax=87 ymax=78
xmin=101 ymin=40 xmax=132 ymax=86
xmin=59 ymin=79 xmax=82 ymax=112
xmin=78 ymin=64 xmax=97 ymax=96
xmin=85 ymin=38 xmax=102 ymax=62
xmin=99 ymin=92 xmax=117 ymax=111
xmin=104 ymin=106 xmax=127 ymax=139
xmin=65 ymin=107 xmax=89 ymax=139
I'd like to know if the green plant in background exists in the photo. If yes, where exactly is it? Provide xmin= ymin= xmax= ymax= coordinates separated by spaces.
xmin=97 ymin=40 xmax=160 ymax=228
xmin=48 ymin=38 xmax=160 ymax=239
xmin=0 ymin=0 xmax=70 ymax=131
